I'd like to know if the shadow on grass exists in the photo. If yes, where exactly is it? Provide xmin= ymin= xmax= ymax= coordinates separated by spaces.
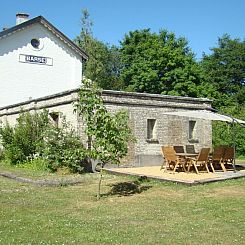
xmin=102 ymin=177 xmax=152 ymax=197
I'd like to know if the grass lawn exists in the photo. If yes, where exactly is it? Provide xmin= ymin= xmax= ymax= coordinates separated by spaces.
xmin=0 ymin=165 xmax=245 ymax=244
xmin=237 ymin=159 xmax=245 ymax=165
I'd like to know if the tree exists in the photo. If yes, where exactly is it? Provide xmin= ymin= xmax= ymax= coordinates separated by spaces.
xmin=75 ymin=9 xmax=123 ymax=90
xmin=200 ymin=35 xmax=245 ymax=156
xmin=74 ymin=78 xmax=135 ymax=199
xmin=119 ymin=29 xmax=202 ymax=96
xmin=201 ymin=34 xmax=245 ymax=106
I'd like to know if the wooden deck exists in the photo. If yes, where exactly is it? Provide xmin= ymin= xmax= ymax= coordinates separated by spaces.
xmin=105 ymin=165 xmax=245 ymax=185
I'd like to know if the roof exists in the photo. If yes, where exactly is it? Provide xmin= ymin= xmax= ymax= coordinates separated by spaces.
xmin=0 ymin=15 xmax=88 ymax=60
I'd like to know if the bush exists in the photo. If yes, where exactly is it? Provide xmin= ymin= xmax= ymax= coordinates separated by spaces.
xmin=0 ymin=147 xmax=5 ymax=161
xmin=0 ymin=111 xmax=86 ymax=173
xmin=212 ymin=121 xmax=245 ymax=157
xmin=39 ymin=116 xmax=86 ymax=173
xmin=0 ymin=111 xmax=50 ymax=164
xmin=17 ymin=157 xmax=49 ymax=171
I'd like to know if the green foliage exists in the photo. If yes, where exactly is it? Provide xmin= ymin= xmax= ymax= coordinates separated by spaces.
xmin=200 ymin=35 xmax=245 ymax=156
xmin=17 ymin=158 xmax=49 ymax=171
xmin=120 ymin=29 xmax=202 ymax=96
xmin=39 ymin=116 xmax=86 ymax=173
xmin=75 ymin=9 xmax=123 ymax=90
xmin=212 ymin=105 xmax=245 ymax=156
xmin=0 ymin=148 xmax=4 ymax=161
xmin=201 ymin=34 xmax=245 ymax=107
xmin=0 ymin=111 xmax=50 ymax=164
xmin=212 ymin=121 xmax=233 ymax=147
xmin=0 ymin=111 xmax=86 ymax=173
xmin=74 ymin=78 xmax=135 ymax=166
xmin=74 ymin=78 xmax=135 ymax=199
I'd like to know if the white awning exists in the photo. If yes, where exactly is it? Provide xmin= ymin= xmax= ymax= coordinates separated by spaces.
xmin=163 ymin=110 xmax=245 ymax=124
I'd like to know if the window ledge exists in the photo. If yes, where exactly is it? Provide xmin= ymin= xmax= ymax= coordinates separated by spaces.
xmin=188 ymin=139 xmax=199 ymax=143
xmin=146 ymin=139 xmax=159 ymax=143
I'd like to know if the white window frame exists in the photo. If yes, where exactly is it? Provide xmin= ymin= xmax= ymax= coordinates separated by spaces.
xmin=147 ymin=118 xmax=157 ymax=141
xmin=188 ymin=120 xmax=196 ymax=140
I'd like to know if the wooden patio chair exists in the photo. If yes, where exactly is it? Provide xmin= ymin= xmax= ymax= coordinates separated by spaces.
xmin=222 ymin=146 xmax=235 ymax=170
xmin=209 ymin=146 xmax=226 ymax=172
xmin=173 ymin=145 xmax=185 ymax=153
xmin=187 ymin=148 xmax=211 ymax=174
xmin=185 ymin=144 xmax=197 ymax=154
xmin=160 ymin=146 xmax=186 ymax=173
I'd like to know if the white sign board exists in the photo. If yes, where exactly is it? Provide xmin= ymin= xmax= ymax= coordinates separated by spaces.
xmin=19 ymin=54 xmax=53 ymax=66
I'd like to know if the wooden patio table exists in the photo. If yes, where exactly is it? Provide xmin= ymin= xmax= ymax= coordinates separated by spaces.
xmin=176 ymin=153 xmax=198 ymax=157
xmin=175 ymin=153 xmax=199 ymax=172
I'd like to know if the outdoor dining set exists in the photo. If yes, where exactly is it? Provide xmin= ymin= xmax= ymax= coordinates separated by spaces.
xmin=160 ymin=145 xmax=235 ymax=174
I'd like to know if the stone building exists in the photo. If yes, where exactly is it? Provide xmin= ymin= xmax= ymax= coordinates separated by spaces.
xmin=0 ymin=14 xmax=213 ymax=166
xmin=0 ymin=88 xmax=213 ymax=166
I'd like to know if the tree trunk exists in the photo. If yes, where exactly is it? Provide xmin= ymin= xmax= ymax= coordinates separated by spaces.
xmin=97 ymin=167 xmax=103 ymax=200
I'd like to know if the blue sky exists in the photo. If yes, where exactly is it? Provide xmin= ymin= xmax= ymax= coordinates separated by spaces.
xmin=1 ymin=0 xmax=244 ymax=59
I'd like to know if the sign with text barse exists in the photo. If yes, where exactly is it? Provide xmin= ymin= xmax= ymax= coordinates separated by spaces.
xmin=19 ymin=54 xmax=53 ymax=66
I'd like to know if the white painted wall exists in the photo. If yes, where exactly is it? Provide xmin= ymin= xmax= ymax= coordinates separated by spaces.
xmin=0 ymin=23 xmax=83 ymax=107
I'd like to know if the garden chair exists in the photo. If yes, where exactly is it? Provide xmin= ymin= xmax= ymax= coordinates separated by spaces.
xmin=222 ymin=146 xmax=235 ymax=170
xmin=185 ymin=145 xmax=197 ymax=154
xmin=209 ymin=146 xmax=226 ymax=172
xmin=173 ymin=145 xmax=185 ymax=153
xmin=160 ymin=146 xmax=186 ymax=173
xmin=187 ymin=147 xmax=210 ymax=174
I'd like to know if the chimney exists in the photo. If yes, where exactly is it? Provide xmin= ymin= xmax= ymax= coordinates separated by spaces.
xmin=16 ymin=13 xmax=29 ymax=25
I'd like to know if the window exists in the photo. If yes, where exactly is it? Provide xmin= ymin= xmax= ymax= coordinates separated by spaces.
xmin=147 ymin=119 xmax=157 ymax=141
xmin=49 ymin=112 xmax=59 ymax=127
xmin=189 ymin=120 xmax=196 ymax=140
xmin=31 ymin=38 xmax=40 ymax=49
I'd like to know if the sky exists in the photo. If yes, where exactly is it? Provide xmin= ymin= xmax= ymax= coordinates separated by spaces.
xmin=1 ymin=0 xmax=244 ymax=59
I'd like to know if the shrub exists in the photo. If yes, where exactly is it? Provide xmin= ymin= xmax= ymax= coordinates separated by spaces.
xmin=0 ymin=111 xmax=86 ymax=173
xmin=39 ymin=116 xmax=86 ymax=173
xmin=17 ymin=157 xmax=49 ymax=171
xmin=0 ymin=110 xmax=50 ymax=164
xmin=0 ymin=147 xmax=5 ymax=161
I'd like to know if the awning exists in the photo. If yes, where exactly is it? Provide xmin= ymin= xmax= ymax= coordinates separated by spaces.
xmin=163 ymin=110 xmax=245 ymax=124
xmin=163 ymin=109 xmax=245 ymax=170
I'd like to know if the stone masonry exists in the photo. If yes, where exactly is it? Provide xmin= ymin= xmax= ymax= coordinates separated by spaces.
xmin=0 ymin=89 xmax=213 ymax=167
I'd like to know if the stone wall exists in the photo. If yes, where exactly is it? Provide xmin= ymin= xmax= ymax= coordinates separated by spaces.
xmin=0 ymin=89 xmax=213 ymax=166
xmin=102 ymin=90 xmax=212 ymax=166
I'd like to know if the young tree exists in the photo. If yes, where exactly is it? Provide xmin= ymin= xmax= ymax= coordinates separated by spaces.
xmin=120 ymin=29 xmax=202 ymax=96
xmin=74 ymin=78 xmax=135 ymax=199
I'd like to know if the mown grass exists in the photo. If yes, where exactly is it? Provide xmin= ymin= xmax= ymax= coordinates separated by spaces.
xmin=0 ymin=166 xmax=245 ymax=244
xmin=236 ymin=158 xmax=245 ymax=165
xmin=0 ymin=161 xmax=54 ymax=179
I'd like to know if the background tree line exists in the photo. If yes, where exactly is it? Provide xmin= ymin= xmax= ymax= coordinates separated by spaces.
xmin=75 ymin=9 xmax=245 ymax=156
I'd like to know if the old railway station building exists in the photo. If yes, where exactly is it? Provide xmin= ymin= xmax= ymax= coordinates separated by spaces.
xmin=0 ymin=14 xmax=212 ymax=167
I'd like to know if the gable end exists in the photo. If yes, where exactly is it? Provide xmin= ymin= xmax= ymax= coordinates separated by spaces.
xmin=0 ymin=15 xmax=88 ymax=61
